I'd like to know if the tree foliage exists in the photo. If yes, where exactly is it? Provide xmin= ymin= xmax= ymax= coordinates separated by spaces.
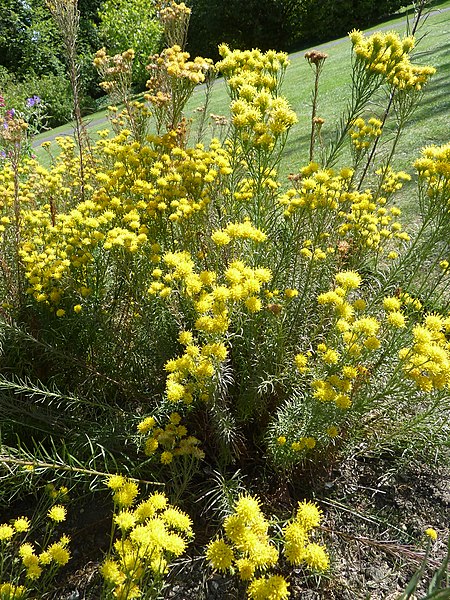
xmin=98 ymin=0 xmax=162 ymax=88
xmin=186 ymin=0 xmax=409 ymax=60
xmin=0 ymin=0 xmax=102 ymax=78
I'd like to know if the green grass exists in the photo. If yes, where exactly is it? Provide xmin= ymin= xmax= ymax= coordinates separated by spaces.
xmin=33 ymin=1 xmax=450 ymax=217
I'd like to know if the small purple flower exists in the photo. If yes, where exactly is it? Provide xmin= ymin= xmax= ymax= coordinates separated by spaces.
xmin=26 ymin=96 xmax=41 ymax=108
xmin=6 ymin=108 xmax=15 ymax=118
xmin=0 ymin=151 xmax=6 ymax=159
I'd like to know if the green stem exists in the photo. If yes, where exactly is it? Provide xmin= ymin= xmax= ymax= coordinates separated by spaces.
xmin=0 ymin=457 xmax=163 ymax=486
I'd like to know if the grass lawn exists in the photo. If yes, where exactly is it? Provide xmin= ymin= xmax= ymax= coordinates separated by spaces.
xmin=33 ymin=1 xmax=450 ymax=219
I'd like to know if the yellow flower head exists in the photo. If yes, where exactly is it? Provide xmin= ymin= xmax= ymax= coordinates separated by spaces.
xmin=296 ymin=500 xmax=323 ymax=530
xmin=18 ymin=543 xmax=35 ymax=558
xmin=326 ymin=425 xmax=340 ymax=438
xmin=137 ymin=416 xmax=156 ymax=434
xmin=13 ymin=517 xmax=30 ymax=532
xmin=106 ymin=474 xmax=126 ymax=491
xmin=0 ymin=524 xmax=14 ymax=541
xmin=335 ymin=271 xmax=362 ymax=290
xmin=0 ymin=583 xmax=26 ymax=599
xmin=161 ymin=507 xmax=193 ymax=533
xmin=48 ymin=542 xmax=71 ymax=565
xmin=236 ymin=557 xmax=256 ymax=581
xmin=425 ymin=527 xmax=438 ymax=541
xmin=248 ymin=575 xmax=290 ymax=600
xmin=234 ymin=494 xmax=262 ymax=524
xmin=114 ymin=510 xmax=137 ymax=531
xmin=387 ymin=310 xmax=406 ymax=328
xmin=48 ymin=505 xmax=67 ymax=523
xmin=206 ymin=538 xmax=234 ymax=571
xmin=161 ymin=451 xmax=173 ymax=464
xmin=304 ymin=542 xmax=330 ymax=571
xmin=113 ymin=480 xmax=139 ymax=508
xmin=100 ymin=559 xmax=123 ymax=584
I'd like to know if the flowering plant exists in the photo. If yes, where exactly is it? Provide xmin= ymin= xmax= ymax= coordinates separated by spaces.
xmin=206 ymin=494 xmax=329 ymax=598
xmin=0 ymin=94 xmax=47 ymax=162
xmin=0 ymin=5 xmax=448 ymax=597
xmin=0 ymin=492 xmax=70 ymax=599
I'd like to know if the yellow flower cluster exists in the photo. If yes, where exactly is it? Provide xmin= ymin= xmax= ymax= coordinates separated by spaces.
xmin=274 ymin=269 xmax=427 ymax=461
xmin=0 ymin=582 xmax=26 ymax=599
xmin=415 ymin=142 xmax=450 ymax=204
xmin=288 ymin=273 xmax=450 ymax=450
xmin=0 ymin=511 xmax=70 ymax=584
xmin=298 ymin=238 xmax=335 ymax=261
xmin=279 ymin=163 xmax=408 ymax=251
xmin=211 ymin=219 xmax=267 ymax=246
xmin=230 ymin=94 xmax=298 ymax=150
xmin=16 ymin=133 xmax=231 ymax=311
xmin=103 ymin=478 xmax=193 ymax=598
xmin=137 ymin=412 xmax=204 ymax=463
xmin=311 ymin=273 xmax=381 ymax=409
xmin=382 ymin=295 xmax=407 ymax=330
xmin=163 ymin=338 xmax=227 ymax=403
xmin=283 ymin=501 xmax=329 ymax=570
xmin=232 ymin=171 xmax=280 ymax=203
xmin=279 ymin=163 xmax=352 ymax=215
xmin=19 ymin=536 xmax=70 ymax=580
xmin=291 ymin=436 xmax=317 ymax=451
xmin=349 ymin=117 xmax=383 ymax=151
xmin=97 ymin=130 xmax=230 ymax=218
xmin=106 ymin=101 xmax=152 ymax=141
xmin=338 ymin=188 xmax=409 ymax=250
xmin=149 ymin=251 xmax=271 ymax=403
xmin=349 ymin=30 xmax=435 ymax=90
xmin=216 ymin=46 xmax=297 ymax=152
xmin=146 ymin=45 xmax=212 ymax=130
xmin=206 ymin=495 xmax=279 ymax=581
xmin=207 ymin=495 xmax=328 ymax=598
xmin=217 ymin=45 xmax=290 ymax=95
xmin=0 ymin=144 xmax=77 ymax=224
xmin=377 ymin=166 xmax=411 ymax=194
xmin=148 ymin=45 xmax=211 ymax=87
xmin=399 ymin=314 xmax=450 ymax=391
xmin=247 ymin=575 xmax=290 ymax=600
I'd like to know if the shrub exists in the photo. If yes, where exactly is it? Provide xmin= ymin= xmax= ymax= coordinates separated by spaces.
xmin=0 ymin=17 xmax=448 ymax=471
xmin=0 ymin=3 xmax=448 ymax=596
xmin=0 ymin=68 xmax=73 ymax=129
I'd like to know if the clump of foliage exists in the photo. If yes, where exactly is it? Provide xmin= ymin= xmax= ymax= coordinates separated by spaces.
xmin=0 ymin=0 xmax=103 ymax=126
xmin=185 ymin=0 xmax=411 ymax=60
